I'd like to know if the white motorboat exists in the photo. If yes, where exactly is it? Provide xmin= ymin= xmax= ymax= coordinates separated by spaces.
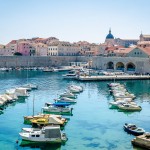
xmin=109 ymin=101 xmax=136 ymax=108
xmin=6 ymin=88 xmax=29 ymax=98
xmin=118 ymin=103 xmax=142 ymax=111
xmin=107 ymin=83 xmax=121 ymax=87
xmin=22 ymin=84 xmax=38 ymax=90
xmin=19 ymin=126 xmax=67 ymax=143
xmin=15 ymin=87 xmax=29 ymax=97
xmin=2 ymin=94 xmax=15 ymax=103
xmin=62 ymin=74 xmax=77 ymax=79
xmin=42 ymin=103 xmax=73 ymax=114
xmin=68 ymin=87 xmax=81 ymax=93
xmin=59 ymin=92 xmax=77 ymax=99
xmin=55 ymin=97 xmax=77 ymax=103
xmin=113 ymin=92 xmax=135 ymax=99
xmin=68 ymin=85 xmax=83 ymax=92
xmin=0 ymin=96 xmax=8 ymax=104
xmin=43 ymin=67 xmax=54 ymax=72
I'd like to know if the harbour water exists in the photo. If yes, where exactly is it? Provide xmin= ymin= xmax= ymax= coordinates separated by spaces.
xmin=0 ymin=70 xmax=150 ymax=150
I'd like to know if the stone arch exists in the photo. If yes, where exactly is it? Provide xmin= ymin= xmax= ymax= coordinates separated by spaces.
xmin=107 ymin=61 xmax=114 ymax=69
xmin=126 ymin=62 xmax=135 ymax=71
xmin=116 ymin=62 xmax=125 ymax=71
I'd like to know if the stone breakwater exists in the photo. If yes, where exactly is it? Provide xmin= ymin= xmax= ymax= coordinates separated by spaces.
xmin=0 ymin=56 xmax=150 ymax=73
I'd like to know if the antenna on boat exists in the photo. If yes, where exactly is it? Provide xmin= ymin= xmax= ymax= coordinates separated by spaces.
xmin=27 ymin=61 xmax=29 ymax=84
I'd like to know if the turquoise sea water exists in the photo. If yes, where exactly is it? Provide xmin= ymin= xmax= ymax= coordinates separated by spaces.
xmin=0 ymin=70 xmax=149 ymax=150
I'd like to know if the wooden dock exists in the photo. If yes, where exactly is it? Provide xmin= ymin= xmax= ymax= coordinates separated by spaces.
xmin=76 ymin=75 xmax=150 ymax=81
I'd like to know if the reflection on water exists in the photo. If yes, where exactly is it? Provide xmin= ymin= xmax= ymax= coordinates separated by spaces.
xmin=19 ymin=141 xmax=62 ymax=150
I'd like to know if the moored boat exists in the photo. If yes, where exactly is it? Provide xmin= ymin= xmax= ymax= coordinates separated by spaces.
xmin=31 ymin=115 xmax=67 ymax=127
xmin=24 ymin=114 xmax=63 ymax=125
xmin=109 ymin=101 xmax=136 ymax=109
xmin=62 ymin=74 xmax=77 ymax=79
xmin=55 ymin=97 xmax=77 ymax=103
xmin=124 ymin=123 xmax=145 ymax=136
xmin=22 ymin=84 xmax=38 ymax=90
xmin=42 ymin=102 xmax=73 ymax=115
xmin=131 ymin=133 xmax=150 ymax=149
xmin=118 ymin=103 xmax=142 ymax=111
xmin=68 ymin=85 xmax=83 ymax=92
xmin=19 ymin=126 xmax=67 ymax=143
xmin=59 ymin=92 xmax=77 ymax=99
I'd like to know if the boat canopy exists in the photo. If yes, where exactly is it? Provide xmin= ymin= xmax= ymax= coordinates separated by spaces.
xmin=53 ymin=102 xmax=71 ymax=106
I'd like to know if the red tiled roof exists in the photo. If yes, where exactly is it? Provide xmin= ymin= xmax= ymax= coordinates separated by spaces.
xmin=113 ymin=47 xmax=134 ymax=54
xmin=139 ymin=47 xmax=150 ymax=55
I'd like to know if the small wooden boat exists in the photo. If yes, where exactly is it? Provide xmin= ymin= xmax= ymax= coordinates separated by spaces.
xmin=124 ymin=123 xmax=145 ymax=136
xmin=131 ymin=133 xmax=150 ymax=149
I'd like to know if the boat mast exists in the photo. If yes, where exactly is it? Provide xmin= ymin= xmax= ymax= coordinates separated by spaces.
xmin=33 ymin=94 xmax=35 ymax=116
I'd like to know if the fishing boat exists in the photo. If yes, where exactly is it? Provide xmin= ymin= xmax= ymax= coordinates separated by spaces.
xmin=131 ymin=133 xmax=150 ymax=149
xmin=54 ymin=97 xmax=77 ymax=103
xmin=42 ymin=102 xmax=73 ymax=114
xmin=19 ymin=126 xmax=67 ymax=143
xmin=118 ymin=103 xmax=142 ymax=111
xmin=31 ymin=115 xmax=67 ymax=127
xmin=59 ymin=91 xmax=77 ymax=99
xmin=124 ymin=123 xmax=145 ymax=136
xmin=24 ymin=114 xmax=62 ymax=125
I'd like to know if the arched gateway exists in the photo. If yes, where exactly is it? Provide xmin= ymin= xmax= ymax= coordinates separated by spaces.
xmin=107 ymin=61 xmax=114 ymax=69
xmin=126 ymin=62 xmax=135 ymax=71
xmin=116 ymin=62 xmax=125 ymax=71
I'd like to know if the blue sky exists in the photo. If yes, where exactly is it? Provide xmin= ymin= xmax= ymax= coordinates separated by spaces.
xmin=0 ymin=0 xmax=150 ymax=44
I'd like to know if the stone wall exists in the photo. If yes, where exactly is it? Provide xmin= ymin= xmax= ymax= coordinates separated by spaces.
xmin=0 ymin=56 xmax=150 ymax=73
